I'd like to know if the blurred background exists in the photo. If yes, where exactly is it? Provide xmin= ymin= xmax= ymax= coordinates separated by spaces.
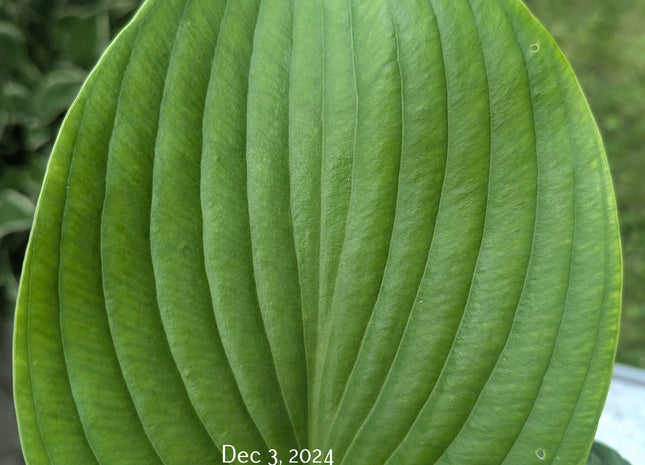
xmin=0 ymin=0 xmax=643 ymax=464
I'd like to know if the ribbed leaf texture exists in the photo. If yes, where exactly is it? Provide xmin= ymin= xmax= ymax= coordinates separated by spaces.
xmin=13 ymin=0 xmax=622 ymax=464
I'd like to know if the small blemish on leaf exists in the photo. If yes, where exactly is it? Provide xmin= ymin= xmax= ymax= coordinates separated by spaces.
xmin=530 ymin=43 xmax=540 ymax=53
xmin=535 ymin=448 xmax=546 ymax=460
xmin=419 ymin=299 xmax=424 ymax=304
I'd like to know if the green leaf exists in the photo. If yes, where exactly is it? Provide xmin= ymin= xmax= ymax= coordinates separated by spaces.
xmin=13 ymin=0 xmax=622 ymax=464
xmin=586 ymin=442 xmax=632 ymax=465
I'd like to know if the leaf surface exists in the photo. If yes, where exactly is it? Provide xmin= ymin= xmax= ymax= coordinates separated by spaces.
xmin=13 ymin=0 xmax=622 ymax=464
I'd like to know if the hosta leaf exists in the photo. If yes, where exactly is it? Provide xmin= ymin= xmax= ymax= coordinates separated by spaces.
xmin=13 ymin=0 xmax=621 ymax=465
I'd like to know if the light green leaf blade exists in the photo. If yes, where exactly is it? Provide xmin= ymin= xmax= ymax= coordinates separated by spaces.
xmin=98 ymin=1 xmax=219 ymax=462
xmin=13 ymin=1 xmax=621 ymax=464
xmin=58 ymin=8 xmax=163 ymax=464
xmin=150 ymin=0 xmax=266 ymax=453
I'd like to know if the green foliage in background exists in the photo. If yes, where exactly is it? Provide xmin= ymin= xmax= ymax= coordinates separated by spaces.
xmin=586 ymin=442 xmax=633 ymax=465
xmin=525 ymin=0 xmax=645 ymax=367
xmin=0 ymin=0 xmax=141 ymax=319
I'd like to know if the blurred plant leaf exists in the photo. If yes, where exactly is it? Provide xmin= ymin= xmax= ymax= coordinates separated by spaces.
xmin=0 ymin=189 xmax=34 ymax=240
xmin=1 ymin=82 xmax=32 ymax=126
xmin=586 ymin=442 xmax=632 ymax=465
xmin=0 ymin=156 xmax=48 ymax=200
xmin=0 ymin=245 xmax=20 ymax=312
xmin=0 ymin=21 xmax=28 ymax=73
xmin=31 ymin=67 xmax=87 ymax=126
xmin=56 ymin=6 xmax=111 ymax=69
